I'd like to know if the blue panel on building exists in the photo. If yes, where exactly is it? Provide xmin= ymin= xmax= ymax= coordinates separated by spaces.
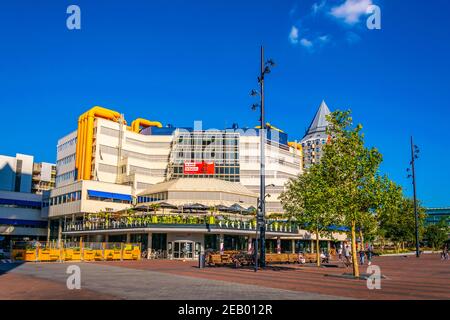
xmin=140 ymin=127 xmax=194 ymax=136
xmin=0 ymin=218 xmax=47 ymax=228
xmin=0 ymin=198 xmax=42 ymax=208
xmin=87 ymin=190 xmax=132 ymax=201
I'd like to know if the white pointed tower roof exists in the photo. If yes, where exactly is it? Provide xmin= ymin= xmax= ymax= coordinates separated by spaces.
xmin=301 ymin=100 xmax=331 ymax=142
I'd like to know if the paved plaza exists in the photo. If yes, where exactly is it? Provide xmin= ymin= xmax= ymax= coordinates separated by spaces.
xmin=0 ymin=254 xmax=448 ymax=300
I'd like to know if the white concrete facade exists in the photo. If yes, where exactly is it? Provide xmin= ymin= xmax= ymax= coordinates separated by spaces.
xmin=239 ymin=135 xmax=302 ymax=213
xmin=45 ymin=180 xmax=133 ymax=218
xmin=0 ymin=153 xmax=34 ymax=193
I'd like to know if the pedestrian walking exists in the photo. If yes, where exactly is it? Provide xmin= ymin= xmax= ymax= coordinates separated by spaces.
xmin=367 ymin=244 xmax=374 ymax=266
xmin=359 ymin=249 xmax=365 ymax=265
xmin=338 ymin=244 xmax=343 ymax=261
xmin=441 ymin=245 xmax=449 ymax=260
xmin=344 ymin=244 xmax=351 ymax=267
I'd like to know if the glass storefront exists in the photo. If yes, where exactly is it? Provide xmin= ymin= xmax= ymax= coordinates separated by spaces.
xmin=280 ymin=240 xmax=292 ymax=253
xmin=295 ymin=240 xmax=312 ymax=253
xmin=152 ymin=233 xmax=167 ymax=251
xmin=169 ymin=240 xmax=201 ymax=259
xmin=204 ymin=234 xmax=219 ymax=251
xmin=108 ymin=234 xmax=127 ymax=243
xmin=130 ymin=233 xmax=148 ymax=250
xmin=224 ymin=235 xmax=247 ymax=251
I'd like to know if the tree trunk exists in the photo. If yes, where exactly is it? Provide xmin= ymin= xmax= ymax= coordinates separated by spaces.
xmin=316 ymin=230 xmax=321 ymax=267
xmin=351 ymin=220 xmax=360 ymax=278
xmin=359 ymin=229 xmax=364 ymax=251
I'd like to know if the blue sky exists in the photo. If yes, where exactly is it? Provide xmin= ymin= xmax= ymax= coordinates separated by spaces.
xmin=0 ymin=0 xmax=449 ymax=207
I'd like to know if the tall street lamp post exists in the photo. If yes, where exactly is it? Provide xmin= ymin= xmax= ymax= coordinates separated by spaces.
xmin=407 ymin=136 xmax=420 ymax=257
xmin=250 ymin=46 xmax=275 ymax=269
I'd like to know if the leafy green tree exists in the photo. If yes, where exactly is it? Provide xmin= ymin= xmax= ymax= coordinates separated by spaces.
xmin=424 ymin=217 xmax=449 ymax=250
xmin=379 ymin=194 xmax=425 ymax=252
xmin=281 ymin=162 xmax=340 ymax=267
xmin=319 ymin=110 xmax=383 ymax=277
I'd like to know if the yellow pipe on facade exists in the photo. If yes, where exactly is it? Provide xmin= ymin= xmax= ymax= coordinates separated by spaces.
xmin=131 ymin=118 xmax=163 ymax=133
xmin=288 ymin=141 xmax=302 ymax=151
xmin=84 ymin=114 xmax=95 ymax=180
xmin=75 ymin=106 xmax=121 ymax=180
xmin=75 ymin=111 xmax=89 ymax=177
xmin=80 ymin=116 xmax=88 ymax=180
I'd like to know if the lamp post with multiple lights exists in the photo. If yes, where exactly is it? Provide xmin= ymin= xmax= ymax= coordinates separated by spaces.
xmin=250 ymin=46 xmax=275 ymax=270
xmin=407 ymin=136 xmax=420 ymax=258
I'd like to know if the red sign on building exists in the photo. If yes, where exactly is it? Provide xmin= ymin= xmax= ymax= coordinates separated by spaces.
xmin=183 ymin=162 xmax=215 ymax=175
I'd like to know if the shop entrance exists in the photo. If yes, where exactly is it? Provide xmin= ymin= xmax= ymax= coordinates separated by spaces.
xmin=173 ymin=241 xmax=193 ymax=259
xmin=169 ymin=240 xmax=201 ymax=260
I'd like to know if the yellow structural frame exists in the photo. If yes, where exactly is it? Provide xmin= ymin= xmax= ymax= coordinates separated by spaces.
xmin=288 ymin=141 xmax=302 ymax=151
xmin=75 ymin=106 xmax=162 ymax=181
xmin=131 ymin=118 xmax=163 ymax=133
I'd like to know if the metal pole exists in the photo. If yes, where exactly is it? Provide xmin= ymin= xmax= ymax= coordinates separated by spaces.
xmin=259 ymin=45 xmax=266 ymax=268
xmin=254 ymin=203 xmax=259 ymax=272
xmin=411 ymin=136 xmax=420 ymax=258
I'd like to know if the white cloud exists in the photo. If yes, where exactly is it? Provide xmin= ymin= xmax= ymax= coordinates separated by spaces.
xmin=289 ymin=26 xmax=299 ymax=44
xmin=312 ymin=1 xmax=327 ymax=14
xmin=300 ymin=38 xmax=313 ymax=48
xmin=330 ymin=0 xmax=372 ymax=24
xmin=318 ymin=35 xmax=330 ymax=43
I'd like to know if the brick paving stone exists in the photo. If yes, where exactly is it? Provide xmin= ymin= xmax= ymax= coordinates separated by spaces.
xmin=1 ymin=254 xmax=448 ymax=300
xmin=2 ymin=262 xmax=342 ymax=300
xmin=95 ymin=253 xmax=450 ymax=300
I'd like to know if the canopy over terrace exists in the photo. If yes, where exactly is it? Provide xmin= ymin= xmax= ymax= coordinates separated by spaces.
xmin=136 ymin=178 xmax=258 ymax=209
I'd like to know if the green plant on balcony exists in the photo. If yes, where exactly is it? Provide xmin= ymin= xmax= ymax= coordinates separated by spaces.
xmin=150 ymin=203 xmax=160 ymax=215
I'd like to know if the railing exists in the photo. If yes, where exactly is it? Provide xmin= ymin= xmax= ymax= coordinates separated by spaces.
xmin=63 ymin=216 xmax=299 ymax=234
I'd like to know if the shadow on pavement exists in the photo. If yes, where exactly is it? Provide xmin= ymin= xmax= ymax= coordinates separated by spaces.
xmin=0 ymin=262 xmax=25 ymax=276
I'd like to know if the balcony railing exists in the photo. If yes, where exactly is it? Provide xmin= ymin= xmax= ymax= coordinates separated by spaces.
xmin=63 ymin=215 xmax=299 ymax=234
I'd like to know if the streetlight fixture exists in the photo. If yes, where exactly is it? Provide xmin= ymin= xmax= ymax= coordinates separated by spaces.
xmin=407 ymin=136 xmax=420 ymax=258
xmin=250 ymin=46 xmax=276 ymax=270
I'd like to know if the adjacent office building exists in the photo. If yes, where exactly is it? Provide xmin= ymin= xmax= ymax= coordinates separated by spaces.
xmin=0 ymin=153 xmax=55 ymax=250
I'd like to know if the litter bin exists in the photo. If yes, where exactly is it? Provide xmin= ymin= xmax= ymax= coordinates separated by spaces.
xmin=198 ymin=253 xmax=205 ymax=269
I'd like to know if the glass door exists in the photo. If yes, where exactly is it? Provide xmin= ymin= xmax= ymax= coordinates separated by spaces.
xmin=172 ymin=241 xmax=194 ymax=259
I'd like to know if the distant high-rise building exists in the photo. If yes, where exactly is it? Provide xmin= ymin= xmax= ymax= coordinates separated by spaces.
xmin=301 ymin=101 xmax=331 ymax=169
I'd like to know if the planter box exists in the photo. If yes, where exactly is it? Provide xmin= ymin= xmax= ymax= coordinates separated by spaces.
xmin=104 ymin=249 xmax=121 ymax=261
xmin=122 ymin=250 xmax=133 ymax=260
xmin=38 ymin=249 xmax=51 ymax=262
xmin=12 ymin=249 xmax=25 ymax=261
xmin=94 ymin=250 xmax=104 ymax=261
xmin=25 ymin=249 xmax=37 ymax=261
xmin=83 ymin=250 xmax=95 ymax=261
xmin=49 ymin=249 xmax=61 ymax=261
